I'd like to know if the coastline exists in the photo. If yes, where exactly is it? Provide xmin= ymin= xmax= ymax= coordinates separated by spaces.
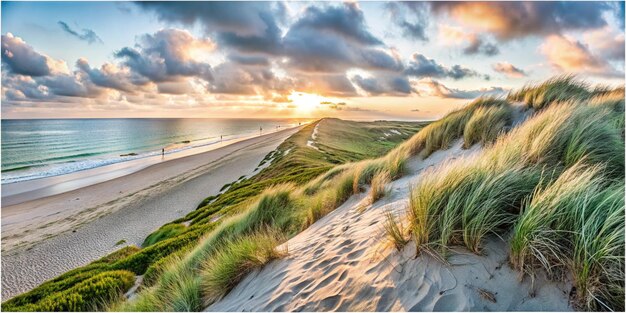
xmin=1 ymin=125 xmax=302 ymax=299
xmin=2 ymin=126 xmax=300 ymax=206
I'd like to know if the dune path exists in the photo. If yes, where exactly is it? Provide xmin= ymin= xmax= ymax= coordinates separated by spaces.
xmin=208 ymin=141 xmax=572 ymax=312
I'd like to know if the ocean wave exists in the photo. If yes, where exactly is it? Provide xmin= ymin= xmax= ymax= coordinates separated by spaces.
xmin=3 ymin=130 xmax=77 ymax=136
xmin=1 ymin=133 xmax=247 ymax=184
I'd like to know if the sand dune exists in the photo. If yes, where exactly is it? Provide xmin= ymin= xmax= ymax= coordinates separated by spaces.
xmin=208 ymin=140 xmax=572 ymax=311
xmin=1 ymin=127 xmax=301 ymax=299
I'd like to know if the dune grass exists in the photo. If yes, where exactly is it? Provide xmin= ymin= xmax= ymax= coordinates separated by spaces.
xmin=400 ymin=78 xmax=624 ymax=310
xmin=462 ymin=105 xmax=513 ymax=148
xmin=370 ymin=170 xmax=391 ymax=203
xmin=510 ymin=163 xmax=624 ymax=311
xmin=202 ymin=229 xmax=286 ymax=302
xmin=507 ymin=75 xmax=591 ymax=110
xmin=409 ymin=159 xmax=542 ymax=254
xmin=383 ymin=209 xmax=409 ymax=251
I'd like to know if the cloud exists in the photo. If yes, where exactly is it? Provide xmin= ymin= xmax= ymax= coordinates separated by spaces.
xmin=114 ymin=29 xmax=214 ymax=83
xmin=297 ymin=73 xmax=358 ymax=97
xmin=352 ymin=74 xmax=412 ymax=96
xmin=583 ymin=27 xmax=625 ymax=61
xmin=416 ymin=78 xmax=506 ymax=99
xmin=431 ymin=2 xmax=615 ymax=40
xmin=463 ymin=37 xmax=499 ymax=56
xmin=137 ymin=2 xmax=284 ymax=54
xmin=228 ymin=54 xmax=270 ymax=66
xmin=58 ymin=21 xmax=103 ymax=44
xmin=282 ymin=3 xmax=401 ymax=73
xmin=292 ymin=3 xmax=382 ymax=46
xmin=540 ymin=34 xmax=621 ymax=77
xmin=76 ymin=58 xmax=138 ymax=92
xmin=320 ymin=101 xmax=347 ymax=110
xmin=404 ymin=53 xmax=483 ymax=80
xmin=385 ymin=2 xmax=429 ymax=41
xmin=492 ymin=62 xmax=526 ymax=78
xmin=438 ymin=25 xmax=499 ymax=56
xmin=1 ymin=33 xmax=67 ymax=76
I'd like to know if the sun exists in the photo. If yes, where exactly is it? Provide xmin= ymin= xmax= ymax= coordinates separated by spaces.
xmin=288 ymin=92 xmax=325 ymax=114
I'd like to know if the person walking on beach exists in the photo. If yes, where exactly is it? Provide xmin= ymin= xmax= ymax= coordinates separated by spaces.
xmin=260 ymin=126 xmax=263 ymax=134
xmin=161 ymin=148 xmax=165 ymax=157
xmin=220 ymin=135 xmax=223 ymax=142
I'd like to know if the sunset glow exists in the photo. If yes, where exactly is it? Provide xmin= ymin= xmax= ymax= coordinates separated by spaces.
xmin=1 ymin=1 xmax=624 ymax=119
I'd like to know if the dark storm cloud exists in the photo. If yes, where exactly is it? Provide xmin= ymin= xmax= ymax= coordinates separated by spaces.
xmin=404 ymin=53 xmax=482 ymax=80
xmin=58 ymin=21 xmax=103 ymax=44
xmin=1 ymin=33 xmax=52 ymax=76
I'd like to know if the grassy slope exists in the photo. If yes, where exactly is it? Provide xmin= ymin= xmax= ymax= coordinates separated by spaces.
xmin=399 ymin=79 xmax=624 ymax=311
xmin=2 ymin=119 xmax=427 ymax=312
xmin=114 ymin=98 xmax=511 ymax=312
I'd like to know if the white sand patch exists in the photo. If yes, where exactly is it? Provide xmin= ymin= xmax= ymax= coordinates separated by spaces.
xmin=207 ymin=141 xmax=571 ymax=312
xmin=307 ymin=121 xmax=321 ymax=151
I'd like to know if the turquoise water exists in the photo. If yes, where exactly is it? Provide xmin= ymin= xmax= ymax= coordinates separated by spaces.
xmin=1 ymin=118 xmax=306 ymax=184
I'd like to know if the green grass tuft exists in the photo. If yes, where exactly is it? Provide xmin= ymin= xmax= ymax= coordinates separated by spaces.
xmin=201 ymin=230 xmax=286 ymax=302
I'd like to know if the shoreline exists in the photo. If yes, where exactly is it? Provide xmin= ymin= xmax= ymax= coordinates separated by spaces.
xmin=2 ymin=126 xmax=301 ymax=206
xmin=1 ymin=126 xmax=302 ymax=299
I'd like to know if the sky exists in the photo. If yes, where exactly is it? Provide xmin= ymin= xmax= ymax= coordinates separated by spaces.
xmin=1 ymin=1 xmax=624 ymax=120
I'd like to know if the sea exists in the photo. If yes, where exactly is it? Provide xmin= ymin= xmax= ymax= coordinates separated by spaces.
xmin=1 ymin=118 xmax=307 ymax=184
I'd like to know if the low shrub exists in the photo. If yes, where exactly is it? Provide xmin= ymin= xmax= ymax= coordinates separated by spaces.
xmin=142 ymin=223 xmax=187 ymax=247
xmin=4 ymin=271 xmax=135 ymax=312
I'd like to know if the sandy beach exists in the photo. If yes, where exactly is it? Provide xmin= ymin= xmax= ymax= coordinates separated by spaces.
xmin=1 ymin=126 xmax=301 ymax=299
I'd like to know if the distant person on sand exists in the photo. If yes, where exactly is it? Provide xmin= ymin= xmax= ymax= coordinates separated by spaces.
xmin=260 ymin=126 xmax=263 ymax=134
xmin=161 ymin=148 xmax=164 ymax=157
xmin=220 ymin=135 xmax=223 ymax=141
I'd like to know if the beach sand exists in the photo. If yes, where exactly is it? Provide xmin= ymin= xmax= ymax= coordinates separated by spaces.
xmin=207 ymin=140 xmax=572 ymax=311
xmin=1 ymin=126 xmax=301 ymax=299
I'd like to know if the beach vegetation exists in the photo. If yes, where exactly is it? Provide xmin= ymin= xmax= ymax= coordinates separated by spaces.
xmin=383 ymin=209 xmax=409 ymax=251
xmin=370 ymin=169 xmax=391 ymax=203
xmin=202 ymin=229 xmax=286 ymax=302
xmin=142 ymin=223 xmax=186 ymax=247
